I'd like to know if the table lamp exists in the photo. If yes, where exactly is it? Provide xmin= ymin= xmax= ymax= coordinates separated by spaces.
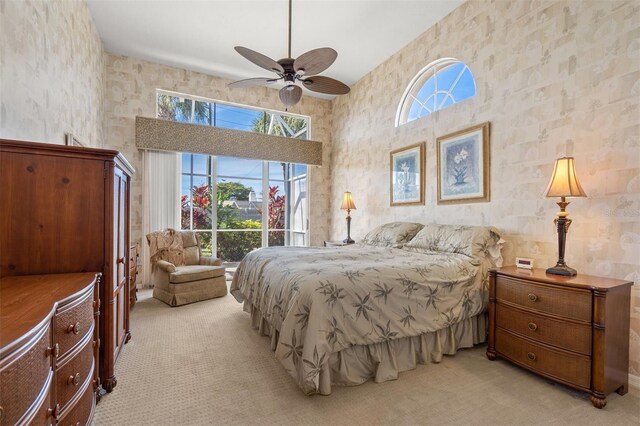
xmin=340 ymin=191 xmax=356 ymax=244
xmin=544 ymin=157 xmax=586 ymax=276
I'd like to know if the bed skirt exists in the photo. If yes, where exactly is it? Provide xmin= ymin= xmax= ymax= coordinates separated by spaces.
xmin=243 ymin=302 xmax=487 ymax=395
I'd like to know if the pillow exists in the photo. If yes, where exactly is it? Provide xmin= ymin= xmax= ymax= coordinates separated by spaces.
xmin=403 ymin=224 xmax=502 ymax=261
xmin=360 ymin=222 xmax=424 ymax=248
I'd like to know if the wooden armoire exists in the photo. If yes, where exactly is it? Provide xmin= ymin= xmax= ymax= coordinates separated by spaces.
xmin=0 ymin=139 xmax=134 ymax=394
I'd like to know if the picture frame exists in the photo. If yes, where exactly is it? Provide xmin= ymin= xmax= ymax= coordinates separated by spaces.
xmin=390 ymin=142 xmax=425 ymax=206
xmin=65 ymin=132 xmax=87 ymax=147
xmin=437 ymin=122 xmax=490 ymax=204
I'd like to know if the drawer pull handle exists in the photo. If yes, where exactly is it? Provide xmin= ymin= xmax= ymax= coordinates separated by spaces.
xmin=67 ymin=321 xmax=81 ymax=335
xmin=46 ymin=343 xmax=59 ymax=357
xmin=0 ymin=406 xmax=4 ymax=421
xmin=527 ymin=352 xmax=536 ymax=361
xmin=528 ymin=322 xmax=538 ymax=331
xmin=527 ymin=293 xmax=538 ymax=302
xmin=48 ymin=404 xmax=60 ymax=419
xmin=68 ymin=373 xmax=80 ymax=386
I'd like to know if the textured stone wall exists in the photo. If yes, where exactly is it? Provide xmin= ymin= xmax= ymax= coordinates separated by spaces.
xmin=103 ymin=54 xmax=333 ymax=270
xmin=330 ymin=0 xmax=640 ymax=377
xmin=0 ymin=0 xmax=105 ymax=146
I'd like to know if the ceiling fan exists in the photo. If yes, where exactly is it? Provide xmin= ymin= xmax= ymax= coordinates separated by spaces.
xmin=228 ymin=0 xmax=350 ymax=108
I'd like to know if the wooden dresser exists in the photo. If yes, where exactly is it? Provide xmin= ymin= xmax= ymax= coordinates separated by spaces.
xmin=0 ymin=139 xmax=135 ymax=394
xmin=0 ymin=273 xmax=99 ymax=425
xmin=487 ymin=267 xmax=633 ymax=408
xmin=129 ymin=244 xmax=139 ymax=310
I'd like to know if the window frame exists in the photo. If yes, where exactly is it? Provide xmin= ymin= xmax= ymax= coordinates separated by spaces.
xmin=395 ymin=57 xmax=476 ymax=127
xmin=163 ymin=90 xmax=311 ymax=258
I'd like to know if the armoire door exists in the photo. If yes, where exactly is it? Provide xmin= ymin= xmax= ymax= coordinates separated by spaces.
xmin=112 ymin=167 xmax=129 ymax=361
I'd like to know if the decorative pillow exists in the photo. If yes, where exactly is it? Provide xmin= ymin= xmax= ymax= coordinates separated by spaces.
xmin=403 ymin=224 xmax=502 ymax=261
xmin=360 ymin=222 xmax=424 ymax=248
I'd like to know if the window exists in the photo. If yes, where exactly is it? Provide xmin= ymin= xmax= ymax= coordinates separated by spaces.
xmin=160 ymin=91 xmax=310 ymax=262
xmin=395 ymin=58 xmax=476 ymax=126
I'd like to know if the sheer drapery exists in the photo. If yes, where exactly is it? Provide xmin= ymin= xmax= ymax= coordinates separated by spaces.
xmin=141 ymin=150 xmax=181 ymax=286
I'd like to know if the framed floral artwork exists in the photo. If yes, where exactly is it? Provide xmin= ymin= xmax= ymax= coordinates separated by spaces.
xmin=437 ymin=122 xmax=490 ymax=204
xmin=390 ymin=142 xmax=425 ymax=206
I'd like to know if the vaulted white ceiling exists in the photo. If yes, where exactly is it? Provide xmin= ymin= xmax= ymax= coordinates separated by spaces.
xmin=88 ymin=0 xmax=462 ymax=96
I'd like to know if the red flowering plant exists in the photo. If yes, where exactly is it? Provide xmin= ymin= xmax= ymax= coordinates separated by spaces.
xmin=181 ymin=183 xmax=213 ymax=230
xmin=181 ymin=183 xmax=214 ymax=254
xmin=267 ymin=185 xmax=286 ymax=246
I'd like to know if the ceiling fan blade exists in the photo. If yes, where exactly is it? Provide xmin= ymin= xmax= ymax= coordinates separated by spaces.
xmin=228 ymin=77 xmax=279 ymax=89
xmin=279 ymin=85 xmax=302 ymax=107
xmin=235 ymin=46 xmax=284 ymax=74
xmin=302 ymin=76 xmax=350 ymax=95
xmin=294 ymin=48 xmax=337 ymax=76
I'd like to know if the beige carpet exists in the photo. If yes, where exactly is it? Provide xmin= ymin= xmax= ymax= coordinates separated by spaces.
xmin=93 ymin=288 xmax=639 ymax=425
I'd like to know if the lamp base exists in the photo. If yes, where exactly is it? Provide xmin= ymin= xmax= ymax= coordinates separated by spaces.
xmin=546 ymin=264 xmax=577 ymax=276
xmin=342 ymin=238 xmax=355 ymax=244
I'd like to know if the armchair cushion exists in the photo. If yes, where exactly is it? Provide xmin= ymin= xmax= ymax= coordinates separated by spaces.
xmin=181 ymin=231 xmax=198 ymax=248
xmin=200 ymin=256 xmax=223 ymax=267
xmin=169 ymin=265 xmax=225 ymax=284
xmin=156 ymin=260 xmax=177 ymax=273
xmin=181 ymin=231 xmax=200 ymax=265
xmin=184 ymin=246 xmax=200 ymax=265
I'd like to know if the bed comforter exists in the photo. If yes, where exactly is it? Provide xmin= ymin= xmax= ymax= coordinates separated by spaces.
xmin=230 ymin=244 xmax=495 ymax=394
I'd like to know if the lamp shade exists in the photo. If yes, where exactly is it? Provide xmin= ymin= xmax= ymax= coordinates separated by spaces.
xmin=340 ymin=191 xmax=356 ymax=210
xmin=544 ymin=157 xmax=587 ymax=198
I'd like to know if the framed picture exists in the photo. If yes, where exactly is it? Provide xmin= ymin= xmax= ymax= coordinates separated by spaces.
xmin=65 ymin=132 xmax=87 ymax=147
xmin=390 ymin=142 xmax=425 ymax=206
xmin=437 ymin=122 xmax=490 ymax=204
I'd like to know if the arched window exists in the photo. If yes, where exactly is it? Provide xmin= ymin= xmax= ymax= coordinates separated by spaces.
xmin=395 ymin=58 xmax=476 ymax=126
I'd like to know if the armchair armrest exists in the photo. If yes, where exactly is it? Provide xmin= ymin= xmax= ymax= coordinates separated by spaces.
xmin=200 ymin=256 xmax=223 ymax=267
xmin=156 ymin=260 xmax=177 ymax=273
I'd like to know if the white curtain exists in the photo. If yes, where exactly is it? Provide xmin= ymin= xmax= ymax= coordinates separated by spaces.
xmin=141 ymin=150 xmax=181 ymax=286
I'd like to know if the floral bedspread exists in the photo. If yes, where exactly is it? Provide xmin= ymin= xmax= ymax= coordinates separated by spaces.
xmin=230 ymin=245 xmax=492 ymax=394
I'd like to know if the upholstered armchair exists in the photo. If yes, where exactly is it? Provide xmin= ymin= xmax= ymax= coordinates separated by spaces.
xmin=147 ymin=230 xmax=227 ymax=307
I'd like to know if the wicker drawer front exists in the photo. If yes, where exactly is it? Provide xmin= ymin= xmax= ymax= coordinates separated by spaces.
xmin=32 ymin=386 xmax=53 ymax=426
xmin=56 ymin=335 xmax=94 ymax=413
xmin=496 ymin=328 xmax=591 ymax=389
xmin=0 ymin=325 xmax=52 ymax=425
xmin=55 ymin=291 xmax=94 ymax=357
xmin=57 ymin=375 xmax=95 ymax=426
xmin=496 ymin=303 xmax=592 ymax=355
xmin=496 ymin=276 xmax=592 ymax=322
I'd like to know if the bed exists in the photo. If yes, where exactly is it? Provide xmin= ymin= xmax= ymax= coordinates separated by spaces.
xmin=230 ymin=223 xmax=503 ymax=395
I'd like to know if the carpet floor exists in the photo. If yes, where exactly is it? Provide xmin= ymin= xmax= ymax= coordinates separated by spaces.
xmin=93 ymin=288 xmax=639 ymax=425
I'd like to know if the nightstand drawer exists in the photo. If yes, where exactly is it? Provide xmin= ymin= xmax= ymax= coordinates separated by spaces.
xmin=496 ymin=276 xmax=592 ymax=322
xmin=496 ymin=303 xmax=592 ymax=355
xmin=496 ymin=328 xmax=591 ymax=389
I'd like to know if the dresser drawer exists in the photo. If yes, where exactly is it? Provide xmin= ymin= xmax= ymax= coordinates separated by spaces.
xmin=495 ymin=276 xmax=592 ymax=322
xmin=495 ymin=327 xmax=591 ymax=389
xmin=0 ymin=324 xmax=52 ymax=425
xmin=31 ymin=385 xmax=53 ymax=426
xmin=55 ymin=290 xmax=94 ymax=357
xmin=56 ymin=333 xmax=94 ymax=414
xmin=57 ymin=374 xmax=95 ymax=426
xmin=496 ymin=303 xmax=592 ymax=355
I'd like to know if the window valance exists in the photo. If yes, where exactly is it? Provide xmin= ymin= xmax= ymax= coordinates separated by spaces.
xmin=135 ymin=116 xmax=323 ymax=166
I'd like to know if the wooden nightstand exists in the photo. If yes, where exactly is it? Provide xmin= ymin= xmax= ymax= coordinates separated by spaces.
xmin=323 ymin=241 xmax=354 ymax=247
xmin=487 ymin=266 xmax=633 ymax=409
